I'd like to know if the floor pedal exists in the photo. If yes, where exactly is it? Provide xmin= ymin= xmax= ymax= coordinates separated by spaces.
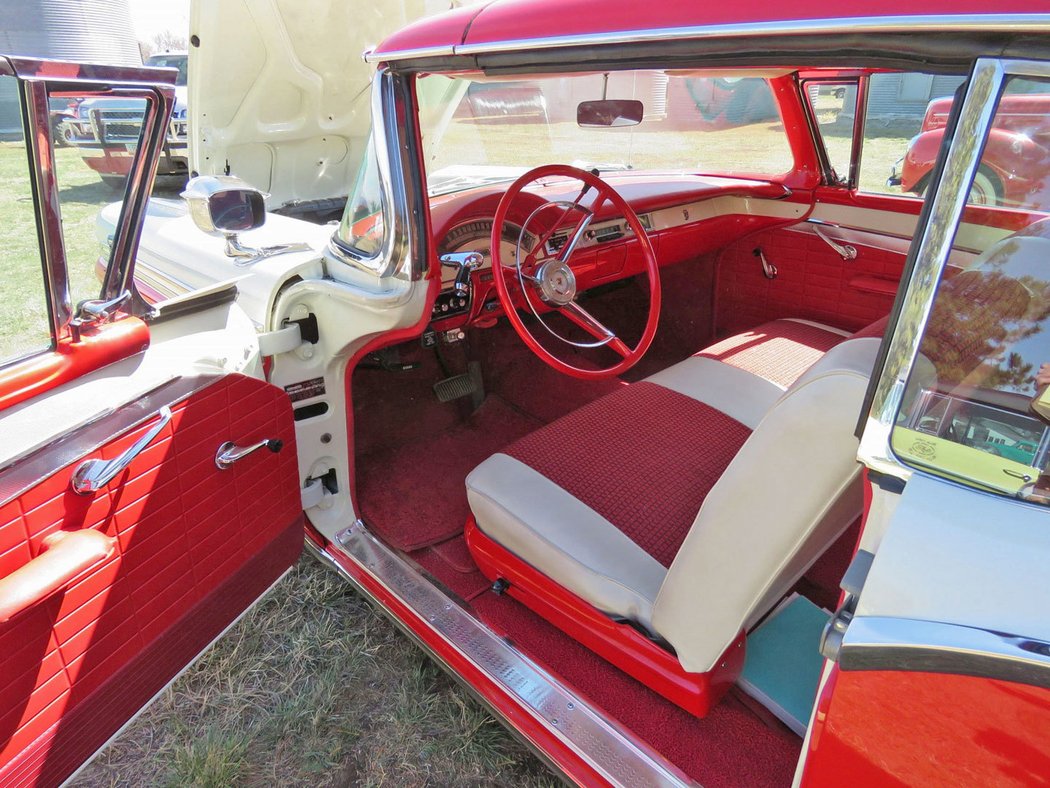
xmin=434 ymin=372 xmax=477 ymax=403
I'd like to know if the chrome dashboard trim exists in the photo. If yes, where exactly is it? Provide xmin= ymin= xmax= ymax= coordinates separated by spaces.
xmin=366 ymin=15 xmax=1050 ymax=63
xmin=856 ymin=57 xmax=1005 ymax=482
xmin=840 ymin=616 xmax=1050 ymax=691
xmin=327 ymin=520 xmax=690 ymax=787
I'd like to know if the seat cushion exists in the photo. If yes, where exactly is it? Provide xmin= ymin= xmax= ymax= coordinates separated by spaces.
xmin=467 ymin=380 xmax=752 ymax=631
xmin=696 ymin=318 xmax=849 ymax=388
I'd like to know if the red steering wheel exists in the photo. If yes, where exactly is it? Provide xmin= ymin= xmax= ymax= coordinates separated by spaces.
xmin=490 ymin=164 xmax=661 ymax=379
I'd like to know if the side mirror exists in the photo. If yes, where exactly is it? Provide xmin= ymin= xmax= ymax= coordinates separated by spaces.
xmin=182 ymin=175 xmax=266 ymax=236
xmin=577 ymin=99 xmax=644 ymax=128
xmin=181 ymin=175 xmax=310 ymax=265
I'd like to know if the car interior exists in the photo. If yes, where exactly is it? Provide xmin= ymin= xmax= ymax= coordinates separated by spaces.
xmin=342 ymin=66 xmax=927 ymax=784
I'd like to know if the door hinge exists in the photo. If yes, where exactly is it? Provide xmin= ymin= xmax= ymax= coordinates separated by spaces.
xmin=819 ymin=549 xmax=875 ymax=662
xmin=258 ymin=313 xmax=319 ymax=357
xmin=302 ymin=468 xmax=338 ymax=509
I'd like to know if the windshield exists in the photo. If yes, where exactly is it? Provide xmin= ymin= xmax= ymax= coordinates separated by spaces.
xmin=417 ymin=70 xmax=794 ymax=197
xmin=146 ymin=54 xmax=188 ymax=86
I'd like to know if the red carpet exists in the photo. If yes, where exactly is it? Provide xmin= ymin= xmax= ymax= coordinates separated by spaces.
xmin=472 ymin=592 xmax=801 ymax=787
xmin=357 ymin=396 xmax=540 ymax=551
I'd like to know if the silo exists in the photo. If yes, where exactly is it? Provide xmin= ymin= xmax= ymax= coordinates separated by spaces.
xmin=0 ymin=0 xmax=140 ymax=137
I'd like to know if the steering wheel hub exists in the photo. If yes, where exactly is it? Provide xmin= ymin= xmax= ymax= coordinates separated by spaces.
xmin=535 ymin=259 xmax=577 ymax=306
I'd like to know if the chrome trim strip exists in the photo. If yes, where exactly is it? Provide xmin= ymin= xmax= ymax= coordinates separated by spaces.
xmin=326 ymin=70 xmax=423 ymax=281
xmin=367 ymin=14 xmax=1050 ymax=63
xmin=328 ymin=521 xmax=690 ymax=787
xmin=857 ymin=57 xmax=1005 ymax=480
xmin=0 ymin=373 xmax=222 ymax=508
xmin=840 ymin=616 xmax=1050 ymax=690
xmin=24 ymin=79 xmax=72 ymax=335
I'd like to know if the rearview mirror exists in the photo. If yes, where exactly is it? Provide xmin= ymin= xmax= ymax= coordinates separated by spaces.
xmin=577 ymin=99 xmax=644 ymax=128
xmin=182 ymin=175 xmax=266 ymax=236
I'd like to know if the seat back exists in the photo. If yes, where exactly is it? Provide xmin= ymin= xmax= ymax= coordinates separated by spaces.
xmin=651 ymin=338 xmax=880 ymax=673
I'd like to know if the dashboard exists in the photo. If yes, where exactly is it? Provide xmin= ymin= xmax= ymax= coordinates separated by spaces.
xmin=425 ymin=174 xmax=804 ymax=333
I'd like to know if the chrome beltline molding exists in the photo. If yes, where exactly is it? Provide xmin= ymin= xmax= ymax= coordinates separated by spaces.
xmin=0 ymin=372 xmax=221 ymax=509
xmin=841 ymin=616 xmax=1050 ymax=691
xmin=325 ymin=521 xmax=692 ymax=787
xmin=366 ymin=14 xmax=1050 ymax=63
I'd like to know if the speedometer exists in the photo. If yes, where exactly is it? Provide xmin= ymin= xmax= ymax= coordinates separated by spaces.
xmin=439 ymin=220 xmax=532 ymax=287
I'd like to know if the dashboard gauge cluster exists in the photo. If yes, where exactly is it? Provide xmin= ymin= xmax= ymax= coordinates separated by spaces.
xmin=434 ymin=219 xmax=532 ymax=322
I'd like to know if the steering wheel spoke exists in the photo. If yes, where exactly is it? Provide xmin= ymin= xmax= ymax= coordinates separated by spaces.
xmin=560 ymin=301 xmax=626 ymax=355
xmin=490 ymin=163 xmax=661 ymax=379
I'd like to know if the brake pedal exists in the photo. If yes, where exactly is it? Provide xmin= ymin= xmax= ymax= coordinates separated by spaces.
xmin=433 ymin=361 xmax=485 ymax=407
xmin=433 ymin=373 xmax=477 ymax=403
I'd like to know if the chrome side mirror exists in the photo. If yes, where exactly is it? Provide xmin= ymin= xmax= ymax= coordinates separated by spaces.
xmin=182 ymin=175 xmax=308 ymax=265
xmin=182 ymin=175 xmax=266 ymax=235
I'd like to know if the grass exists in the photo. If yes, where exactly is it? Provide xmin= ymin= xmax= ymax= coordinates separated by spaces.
xmin=71 ymin=554 xmax=558 ymax=788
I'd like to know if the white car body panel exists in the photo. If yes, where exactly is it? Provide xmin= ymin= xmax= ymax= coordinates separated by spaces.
xmin=187 ymin=0 xmax=455 ymax=209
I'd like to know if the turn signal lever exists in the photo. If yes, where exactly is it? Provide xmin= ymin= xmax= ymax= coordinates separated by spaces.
xmin=440 ymin=252 xmax=484 ymax=296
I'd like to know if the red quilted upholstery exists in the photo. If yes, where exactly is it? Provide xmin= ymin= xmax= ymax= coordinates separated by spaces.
xmin=505 ymin=382 xmax=752 ymax=567
xmin=697 ymin=319 xmax=845 ymax=388
xmin=715 ymin=226 xmax=904 ymax=336
xmin=0 ymin=374 xmax=302 ymax=787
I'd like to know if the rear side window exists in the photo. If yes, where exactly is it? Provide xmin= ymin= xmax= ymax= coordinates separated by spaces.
xmin=858 ymin=72 xmax=966 ymax=200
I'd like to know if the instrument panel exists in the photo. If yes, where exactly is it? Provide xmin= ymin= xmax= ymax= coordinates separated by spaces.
xmin=433 ymin=219 xmax=532 ymax=321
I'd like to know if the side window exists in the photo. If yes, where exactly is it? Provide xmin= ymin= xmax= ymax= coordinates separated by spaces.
xmin=858 ymin=72 xmax=966 ymax=199
xmin=803 ymin=81 xmax=859 ymax=185
xmin=0 ymin=75 xmax=52 ymax=364
xmin=891 ymin=75 xmax=1050 ymax=503
xmin=50 ymin=92 xmax=145 ymax=308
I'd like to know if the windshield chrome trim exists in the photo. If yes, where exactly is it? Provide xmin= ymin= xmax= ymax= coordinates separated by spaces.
xmin=856 ymin=57 xmax=1005 ymax=482
xmin=326 ymin=69 xmax=422 ymax=281
xmin=367 ymin=14 xmax=1050 ymax=63
xmin=841 ymin=616 xmax=1050 ymax=690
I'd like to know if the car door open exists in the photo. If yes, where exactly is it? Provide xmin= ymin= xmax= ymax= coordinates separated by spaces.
xmin=0 ymin=58 xmax=303 ymax=787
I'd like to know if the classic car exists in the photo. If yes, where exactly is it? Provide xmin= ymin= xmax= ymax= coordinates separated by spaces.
xmin=3 ymin=2 xmax=1050 ymax=787
xmin=890 ymin=89 xmax=1050 ymax=207
xmin=58 ymin=52 xmax=189 ymax=188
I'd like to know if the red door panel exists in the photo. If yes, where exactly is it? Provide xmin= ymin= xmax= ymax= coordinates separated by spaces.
xmin=802 ymin=666 xmax=1050 ymax=787
xmin=714 ymin=224 xmax=905 ymax=337
xmin=0 ymin=373 xmax=303 ymax=787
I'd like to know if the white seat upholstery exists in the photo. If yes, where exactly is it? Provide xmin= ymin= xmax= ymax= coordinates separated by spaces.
xmin=467 ymin=321 xmax=880 ymax=673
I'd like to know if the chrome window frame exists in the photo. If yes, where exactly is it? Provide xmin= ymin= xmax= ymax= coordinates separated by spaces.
xmin=858 ymin=57 xmax=1050 ymax=484
xmin=2 ymin=56 xmax=176 ymax=343
xmin=326 ymin=68 xmax=425 ymax=282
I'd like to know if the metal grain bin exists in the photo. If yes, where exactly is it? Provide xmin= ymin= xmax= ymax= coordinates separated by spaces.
xmin=0 ymin=0 xmax=139 ymax=137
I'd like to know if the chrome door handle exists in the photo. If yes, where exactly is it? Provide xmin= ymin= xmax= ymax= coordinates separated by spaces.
xmin=808 ymin=221 xmax=858 ymax=261
xmin=71 ymin=406 xmax=172 ymax=495
xmin=215 ymin=438 xmax=283 ymax=470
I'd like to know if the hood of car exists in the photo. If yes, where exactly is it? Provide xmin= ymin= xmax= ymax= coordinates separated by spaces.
xmin=188 ymin=0 xmax=436 ymax=210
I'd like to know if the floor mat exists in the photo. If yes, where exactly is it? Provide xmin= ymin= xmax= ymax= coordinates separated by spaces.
xmin=357 ymin=396 xmax=541 ymax=551
xmin=739 ymin=594 xmax=831 ymax=736
xmin=472 ymin=592 xmax=800 ymax=788
xmin=410 ymin=547 xmax=491 ymax=601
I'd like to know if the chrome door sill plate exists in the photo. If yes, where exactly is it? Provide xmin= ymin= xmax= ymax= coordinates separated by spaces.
xmin=323 ymin=520 xmax=692 ymax=788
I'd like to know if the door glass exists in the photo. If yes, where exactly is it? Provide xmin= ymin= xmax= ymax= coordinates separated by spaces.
xmin=0 ymin=75 xmax=52 ymax=363
xmin=858 ymin=71 xmax=967 ymax=198
xmin=50 ymin=92 xmax=147 ymax=309
xmin=891 ymin=75 xmax=1050 ymax=503
xmin=804 ymin=81 xmax=858 ymax=185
